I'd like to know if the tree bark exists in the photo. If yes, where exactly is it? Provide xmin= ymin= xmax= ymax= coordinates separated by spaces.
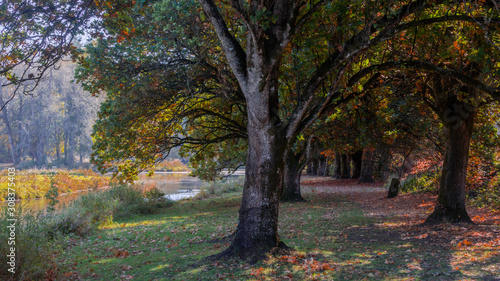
xmin=378 ymin=145 xmax=391 ymax=181
xmin=425 ymin=98 xmax=475 ymax=224
xmin=222 ymin=91 xmax=287 ymax=260
xmin=351 ymin=150 xmax=363 ymax=179
xmin=64 ymin=135 xmax=68 ymax=164
xmin=312 ymin=157 xmax=319 ymax=175
xmin=56 ymin=139 xmax=60 ymax=161
xmin=340 ymin=153 xmax=350 ymax=179
xmin=324 ymin=157 xmax=330 ymax=176
xmin=358 ymin=148 xmax=374 ymax=183
xmin=317 ymin=155 xmax=326 ymax=176
xmin=387 ymin=178 xmax=400 ymax=198
xmin=68 ymin=133 xmax=75 ymax=167
xmin=333 ymin=151 xmax=341 ymax=179
xmin=281 ymin=151 xmax=306 ymax=202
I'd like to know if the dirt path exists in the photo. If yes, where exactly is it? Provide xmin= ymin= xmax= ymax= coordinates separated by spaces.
xmin=300 ymin=176 xmax=500 ymax=280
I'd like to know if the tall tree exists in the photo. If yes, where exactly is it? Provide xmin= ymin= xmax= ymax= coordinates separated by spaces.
xmin=3 ymin=0 xmax=500 ymax=259
xmin=352 ymin=9 xmax=500 ymax=222
xmin=76 ymin=0 xmax=248 ymax=182
xmin=198 ymin=0 xmax=500 ymax=257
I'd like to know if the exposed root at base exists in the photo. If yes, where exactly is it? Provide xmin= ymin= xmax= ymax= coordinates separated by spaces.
xmin=206 ymin=241 xmax=294 ymax=264
xmin=422 ymin=215 xmax=475 ymax=226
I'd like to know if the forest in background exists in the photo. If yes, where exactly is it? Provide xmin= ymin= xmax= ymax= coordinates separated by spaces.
xmin=0 ymin=61 xmax=101 ymax=169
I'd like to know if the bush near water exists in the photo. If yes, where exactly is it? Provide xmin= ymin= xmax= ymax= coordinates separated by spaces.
xmin=0 ymin=183 xmax=173 ymax=280
xmin=0 ymin=169 xmax=114 ymax=201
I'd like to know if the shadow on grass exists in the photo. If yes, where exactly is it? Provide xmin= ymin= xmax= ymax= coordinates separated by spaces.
xmin=58 ymin=187 xmax=500 ymax=280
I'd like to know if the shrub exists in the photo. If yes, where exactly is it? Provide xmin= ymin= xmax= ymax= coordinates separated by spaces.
xmin=0 ymin=183 xmax=173 ymax=280
xmin=155 ymin=159 xmax=190 ymax=172
xmin=400 ymin=170 xmax=440 ymax=194
xmin=52 ymin=191 xmax=117 ymax=235
xmin=15 ymin=160 xmax=39 ymax=170
xmin=469 ymin=175 xmax=500 ymax=210
xmin=108 ymin=184 xmax=173 ymax=218
xmin=195 ymin=177 xmax=244 ymax=199
xmin=0 ymin=206 xmax=60 ymax=280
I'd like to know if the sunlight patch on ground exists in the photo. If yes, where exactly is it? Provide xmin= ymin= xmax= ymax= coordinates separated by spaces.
xmin=95 ymin=258 xmax=115 ymax=264
xmin=149 ymin=264 xmax=172 ymax=272
xmin=102 ymin=219 xmax=174 ymax=229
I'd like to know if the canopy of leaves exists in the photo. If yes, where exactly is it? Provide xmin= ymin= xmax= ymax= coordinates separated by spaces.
xmin=0 ymin=0 xmax=98 ymax=101
xmin=76 ymin=0 xmax=246 ymax=182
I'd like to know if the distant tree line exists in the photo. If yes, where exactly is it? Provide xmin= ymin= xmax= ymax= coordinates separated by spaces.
xmin=0 ymin=62 xmax=101 ymax=169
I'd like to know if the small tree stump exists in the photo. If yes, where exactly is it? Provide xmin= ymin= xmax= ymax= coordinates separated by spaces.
xmin=387 ymin=178 xmax=400 ymax=198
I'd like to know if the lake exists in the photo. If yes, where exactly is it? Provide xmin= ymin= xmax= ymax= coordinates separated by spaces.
xmin=135 ymin=171 xmax=245 ymax=200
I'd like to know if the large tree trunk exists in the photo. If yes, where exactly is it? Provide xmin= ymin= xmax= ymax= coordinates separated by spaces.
xmin=317 ymin=155 xmax=326 ymax=176
xmin=223 ymin=107 xmax=286 ymax=260
xmin=425 ymin=99 xmax=475 ymax=224
xmin=312 ymin=157 xmax=319 ymax=175
xmin=281 ymin=151 xmax=306 ymax=202
xmin=387 ymin=178 xmax=400 ymax=198
xmin=378 ymin=145 xmax=391 ymax=181
xmin=220 ymin=59 xmax=288 ymax=260
xmin=323 ymin=157 xmax=330 ymax=176
xmin=340 ymin=153 xmax=350 ymax=179
xmin=358 ymin=148 xmax=374 ymax=183
xmin=333 ymin=151 xmax=341 ymax=179
xmin=351 ymin=150 xmax=363 ymax=179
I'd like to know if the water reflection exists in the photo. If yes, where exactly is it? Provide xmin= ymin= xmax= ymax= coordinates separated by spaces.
xmin=136 ymin=171 xmax=245 ymax=200
xmin=12 ymin=191 xmax=92 ymax=213
xmin=136 ymin=172 xmax=205 ymax=195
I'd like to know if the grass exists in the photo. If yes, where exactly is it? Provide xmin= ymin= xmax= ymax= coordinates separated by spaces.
xmin=0 ymin=184 xmax=173 ymax=281
xmin=51 ymin=178 xmax=500 ymax=280
xmin=2 ymin=177 xmax=499 ymax=280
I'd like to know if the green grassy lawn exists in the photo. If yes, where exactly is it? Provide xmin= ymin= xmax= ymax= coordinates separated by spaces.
xmin=57 ymin=177 xmax=500 ymax=280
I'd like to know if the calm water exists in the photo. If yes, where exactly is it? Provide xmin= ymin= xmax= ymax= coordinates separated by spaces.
xmin=14 ymin=171 xmax=245 ymax=212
